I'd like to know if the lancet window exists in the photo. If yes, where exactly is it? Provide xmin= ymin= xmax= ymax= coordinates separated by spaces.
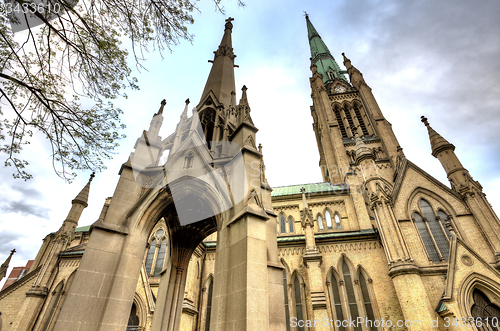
xmin=280 ymin=214 xmax=286 ymax=234
xmin=293 ymin=275 xmax=306 ymax=331
xmin=329 ymin=262 xmax=378 ymax=331
xmin=330 ymin=273 xmax=345 ymax=331
xmin=144 ymin=229 xmax=168 ymax=277
xmin=282 ymin=268 xmax=291 ymax=331
xmin=288 ymin=216 xmax=294 ymax=233
xmin=335 ymin=214 xmax=341 ymax=229
xmin=325 ymin=210 xmax=333 ymax=229
xmin=353 ymin=103 xmax=369 ymax=136
xmin=334 ymin=105 xmax=348 ymax=139
xmin=317 ymin=215 xmax=324 ymax=230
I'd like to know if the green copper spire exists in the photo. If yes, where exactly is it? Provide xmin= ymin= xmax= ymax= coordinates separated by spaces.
xmin=306 ymin=15 xmax=348 ymax=84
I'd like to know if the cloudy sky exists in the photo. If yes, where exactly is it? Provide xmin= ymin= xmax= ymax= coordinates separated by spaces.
xmin=1 ymin=0 xmax=499 ymax=288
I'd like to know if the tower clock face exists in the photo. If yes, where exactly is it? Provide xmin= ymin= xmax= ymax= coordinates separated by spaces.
xmin=334 ymin=86 xmax=346 ymax=93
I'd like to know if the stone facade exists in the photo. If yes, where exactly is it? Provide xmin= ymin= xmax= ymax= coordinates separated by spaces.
xmin=2 ymin=16 xmax=500 ymax=331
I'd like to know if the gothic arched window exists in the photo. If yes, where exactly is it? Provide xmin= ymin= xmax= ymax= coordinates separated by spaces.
xmin=325 ymin=210 xmax=333 ymax=229
xmin=280 ymin=214 xmax=286 ymax=234
xmin=343 ymin=261 xmax=362 ymax=331
xmin=282 ymin=268 xmax=291 ymax=331
xmin=471 ymin=289 xmax=500 ymax=329
xmin=288 ymin=217 xmax=294 ymax=233
xmin=317 ymin=215 xmax=324 ymax=231
xmin=145 ymin=229 xmax=168 ymax=277
xmin=205 ymin=279 xmax=214 ymax=331
xmin=293 ymin=276 xmax=305 ymax=331
xmin=359 ymin=272 xmax=376 ymax=331
xmin=330 ymin=273 xmax=346 ymax=331
xmin=335 ymin=214 xmax=341 ymax=229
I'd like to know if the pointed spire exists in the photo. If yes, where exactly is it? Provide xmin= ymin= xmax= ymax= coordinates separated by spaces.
xmin=355 ymin=133 xmax=374 ymax=164
xmin=305 ymin=15 xmax=348 ymax=84
xmin=0 ymin=249 xmax=16 ymax=280
xmin=73 ymin=172 xmax=95 ymax=207
xmin=239 ymin=85 xmax=248 ymax=106
xmin=199 ymin=18 xmax=237 ymax=107
xmin=421 ymin=116 xmax=455 ymax=157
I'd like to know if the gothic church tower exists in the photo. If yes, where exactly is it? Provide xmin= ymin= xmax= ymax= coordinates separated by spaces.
xmin=305 ymin=15 xmax=500 ymax=330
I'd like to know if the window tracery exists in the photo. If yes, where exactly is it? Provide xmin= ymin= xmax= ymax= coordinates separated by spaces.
xmin=412 ymin=199 xmax=454 ymax=262
xmin=471 ymin=289 xmax=500 ymax=330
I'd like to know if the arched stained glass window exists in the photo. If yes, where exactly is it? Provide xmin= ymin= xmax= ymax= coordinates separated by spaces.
xmin=343 ymin=261 xmax=362 ymax=331
xmin=420 ymin=199 xmax=449 ymax=261
xmin=359 ymin=272 xmax=376 ymax=331
xmin=318 ymin=215 xmax=324 ymax=231
xmin=145 ymin=229 xmax=168 ymax=277
xmin=293 ymin=276 xmax=305 ymax=331
xmin=438 ymin=210 xmax=452 ymax=239
xmin=205 ymin=280 xmax=213 ymax=331
xmin=335 ymin=214 xmax=341 ymax=229
xmin=288 ymin=217 xmax=294 ymax=233
xmin=145 ymin=239 xmax=156 ymax=275
xmin=330 ymin=273 xmax=346 ymax=331
xmin=283 ymin=269 xmax=291 ymax=331
xmin=414 ymin=212 xmax=440 ymax=262
xmin=153 ymin=238 xmax=167 ymax=276
xmin=471 ymin=289 xmax=500 ymax=329
xmin=325 ymin=210 xmax=333 ymax=229
xmin=280 ymin=214 xmax=286 ymax=234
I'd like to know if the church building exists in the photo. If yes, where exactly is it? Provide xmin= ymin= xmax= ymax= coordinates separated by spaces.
xmin=1 ymin=16 xmax=500 ymax=331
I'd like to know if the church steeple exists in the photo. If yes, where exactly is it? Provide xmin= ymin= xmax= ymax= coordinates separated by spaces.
xmin=199 ymin=17 xmax=237 ymax=108
xmin=306 ymin=15 xmax=348 ymax=84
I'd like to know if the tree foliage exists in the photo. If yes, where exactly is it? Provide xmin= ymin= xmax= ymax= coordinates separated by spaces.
xmin=0 ymin=0 xmax=242 ymax=181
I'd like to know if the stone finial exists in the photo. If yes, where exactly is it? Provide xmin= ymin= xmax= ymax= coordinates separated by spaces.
xmin=258 ymin=143 xmax=262 ymax=153
xmin=157 ymin=99 xmax=166 ymax=115
xmin=185 ymin=98 xmax=190 ymax=105
xmin=225 ymin=17 xmax=234 ymax=31
xmin=342 ymin=52 xmax=351 ymax=64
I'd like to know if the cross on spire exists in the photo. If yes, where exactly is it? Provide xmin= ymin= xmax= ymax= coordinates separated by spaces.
xmin=304 ymin=11 xmax=309 ymax=19
xmin=225 ymin=17 xmax=234 ymax=30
